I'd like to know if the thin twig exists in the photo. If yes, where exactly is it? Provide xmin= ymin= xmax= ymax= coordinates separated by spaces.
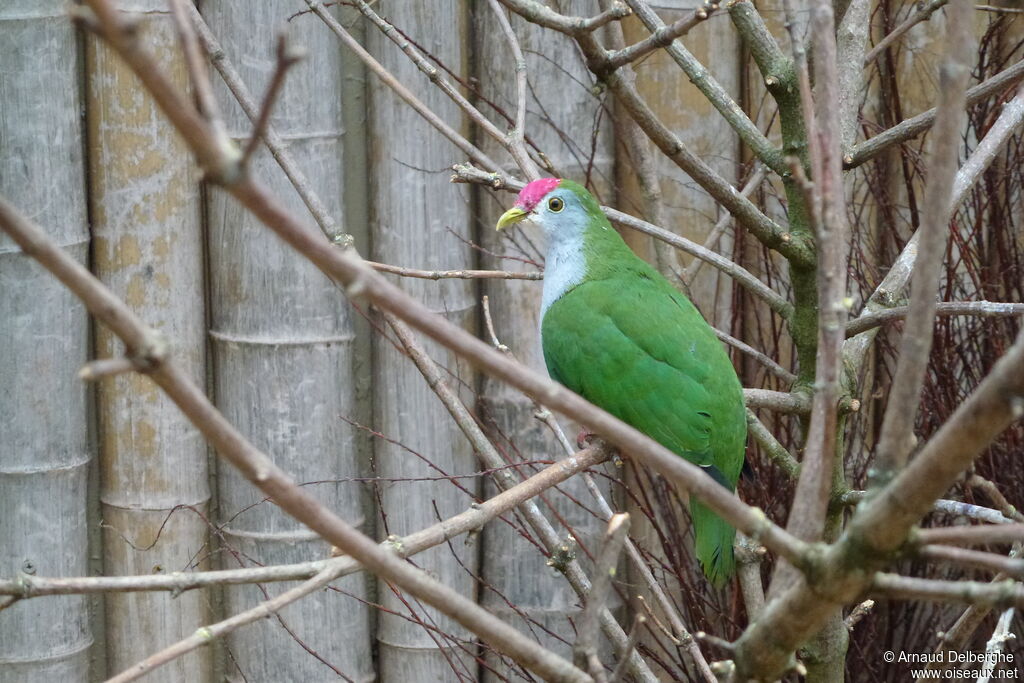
xmin=495 ymin=0 xmax=632 ymax=35
xmin=717 ymin=328 xmax=796 ymax=386
xmin=369 ymin=261 xmax=542 ymax=281
xmin=840 ymin=490 xmax=1017 ymax=525
xmin=844 ymin=599 xmax=874 ymax=631
xmin=187 ymin=3 xmax=346 ymax=240
xmin=845 ymin=301 xmax=1024 ymax=336
xmin=1 ymin=161 xmax=589 ymax=683
xmin=862 ymin=0 xmax=949 ymax=67
xmin=871 ymin=573 xmax=1024 ymax=609
xmin=977 ymin=608 xmax=1016 ymax=683
xmin=385 ymin=314 xmax=659 ymax=683
xmin=84 ymin=0 xmax=810 ymax=582
xmin=619 ymin=0 xmax=784 ymax=174
xmin=608 ymin=615 xmax=645 ymax=683
xmin=167 ymin=0 xmax=227 ymax=142
xmin=870 ymin=0 xmax=974 ymax=484
xmin=683 ymin=166 xmax=768 ymax=283
xmin=302 ymin=1 xmax=503 ymax=174
xmin=486 ymin=0 xmax=541 ymax=180
xmin=605 ymin=1 xmax=713 ymax=70
xmin=918 ymin=545 xmax=1024 ymax=580
xmin=239 ymin=34 xmax=305 ymax=168
xmin=917 ymin=524 xmax=1024 ymax=546
xmin=846 ymin=57 xmax=1024 ymax=168
xmin=746 ymin=410 xmax=800 ymax=478
xmin=574 ymin=514 xmax=630 ymax=683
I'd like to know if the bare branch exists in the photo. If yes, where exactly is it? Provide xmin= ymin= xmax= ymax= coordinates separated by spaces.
xmin=369 ymin=261 xmax=542 ymax=281
xmin=845 ymin=301 xmax=1024 ymax=336
xmin=574 ymin=514 xmax=630 ymax=683
xmin=608 ymin=615 xmax=646 ymax=683
xmin=0 ymin=188 xmax=588 ymax=683
xmin=486 ymin=0 xmax=541 ymax=180
xmin=619 ymin=0 xmax=785 ymax=174
xmin=496 ymin=0 xmax=632 ymax=35
xmin=770 ymin=0 xmax=849 ymax=602
xmin=917 ymin=524 xmax=1024 ymax=546
xmin=918 ymin=545 xmax=1024 ymax=580
xmin=736 ymin=535 xmax=767 ymax=619
xmin=717 ymin=329 xmax=796 ymax=386
xmin=385 ymin=315 xmax=659 ymax=682
xmin=187 ymin=4 xmax=346 ymax=240
xmin=605 ymin=1 xmax=713 ymax=70
xmin=977 ymin=609 xmax=1017 ymax=683
xmin=862 ymin=0 xmax=949 ymax=68
xmin=79 ymin=356 xmax=147 ymax=381
xmin=239 ymin=34 xmax=304 ymax=169
xmin=746 ymin=410 xmax=800 ymax=478
xmin=732 ymin=326 xmax=1024 ymax=679
xmin=0 ymin=443 xmax=611 ymax=600
xmin=846 ymin=57 xmax=1024 ymax=168
xmin=870 ymin=0 xmax=975 ymax=483
xmin=744 ymin=388 xmax=810 ymax=414
xmin=844 ymin=85 xmax=1024 ymax=371
xmin=683 ymin=166 xmax=768 ymax=283
xmin=841 ymin=490 xmax=1018 ymax=525
xmin=167 ymin=0 xmax=226 ymax=142
xmin=844 ymin=599 xmax=875 ymax=631
xmin=82 ymin=0 xmax=810 ymax=586
xmin=106 ymin=565 xmax=341 ymax=683
xmin=871 ymin=573 xmax=1024 ymax=609
xmin=302 ymin=1 xmax=502 ymax=173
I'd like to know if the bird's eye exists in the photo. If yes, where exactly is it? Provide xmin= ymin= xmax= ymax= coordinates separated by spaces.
xmin=548 ymin=197 xmax=564 ymax=212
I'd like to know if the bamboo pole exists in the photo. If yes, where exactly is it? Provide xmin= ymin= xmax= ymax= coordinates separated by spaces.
xmin=364 ymin=2 xmax=481 ymax=678
xmin=199 ymin=2 xmax=374 ymax=679
xmin=83 ymin=2 xmax=210 ymax=678
xmin=0 ymin=3 xmax=93 ymax=681
xmin=473 ymin=2 xmax=621 ymax=677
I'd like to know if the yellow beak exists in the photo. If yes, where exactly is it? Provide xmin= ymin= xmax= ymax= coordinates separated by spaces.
xmin=496 ymin=206 xmax=528 ymax=231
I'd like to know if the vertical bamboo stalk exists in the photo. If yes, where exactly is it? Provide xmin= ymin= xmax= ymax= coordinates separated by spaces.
xmin=201 ymin=2 xmax=374 ymax=680
xmin=0 ymin=3 xmax=92 ymax=680
xmin=473 ymin=3 xmax=618 ymax=676
xmin=84 ymin=2 xmax=210 ymax=679
xmin=365 ymin=3 xmax=480 ymax=678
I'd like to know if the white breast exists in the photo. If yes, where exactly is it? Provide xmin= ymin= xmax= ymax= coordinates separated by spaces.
xmin=540 ymin=231 xmax=587 ymax=319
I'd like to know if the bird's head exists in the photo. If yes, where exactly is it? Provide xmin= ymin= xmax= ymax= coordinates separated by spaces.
xmin=495 ymin=178 xmax=606 ymax=243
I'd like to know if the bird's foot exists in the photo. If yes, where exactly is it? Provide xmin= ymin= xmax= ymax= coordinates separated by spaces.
xmin=576 ymin=429 xmax=598 ymax=450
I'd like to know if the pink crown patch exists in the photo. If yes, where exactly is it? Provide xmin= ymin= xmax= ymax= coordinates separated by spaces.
xmin=514 ymin=178 xmax=561 ymax=212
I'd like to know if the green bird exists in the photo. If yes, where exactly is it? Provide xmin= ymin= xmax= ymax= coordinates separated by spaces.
xmin=497 ymin=178 xmax=746 ymax=585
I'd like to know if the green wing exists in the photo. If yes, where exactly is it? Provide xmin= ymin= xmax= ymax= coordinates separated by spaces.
xmin=541 ymin=267 xmax=746 ymax=584
xmin=542 ymin=271 xmax=745 ymax=481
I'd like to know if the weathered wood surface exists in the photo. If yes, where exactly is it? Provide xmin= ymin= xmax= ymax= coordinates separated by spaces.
xmin=474 ymin=2 xmax=619 ymax=677
xmin=85 ymin=2 xmax=210 ymax=679
xmin=202 ymin=1 xmax=374 ymax=680
xmin=0 ymin=5 xmax=93 ymax=681
xmin=365 ymin=2 xmax=481 ymax=679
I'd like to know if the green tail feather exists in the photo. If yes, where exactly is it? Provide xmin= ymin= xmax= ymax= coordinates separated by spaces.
xmin=692 ymin=500 xmax=736 ymax=587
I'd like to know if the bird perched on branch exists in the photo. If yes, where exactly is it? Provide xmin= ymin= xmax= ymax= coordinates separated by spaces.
xmin=497 ymin=178 xmax=747 ymax=585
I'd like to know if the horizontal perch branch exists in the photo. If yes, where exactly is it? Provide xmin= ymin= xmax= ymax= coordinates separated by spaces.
xmin=0 ymin=444 xmax=610 ymax=599
xmin=871 ymin=573 xmax=1024 ymax=609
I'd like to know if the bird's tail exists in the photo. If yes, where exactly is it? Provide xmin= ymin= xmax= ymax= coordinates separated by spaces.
xmin=691 ymin=499 xmax=736 ymax=587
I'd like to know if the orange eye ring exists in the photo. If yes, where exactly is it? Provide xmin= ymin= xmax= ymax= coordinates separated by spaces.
xmin=548 ymin=197 xmax=564 ymax=212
